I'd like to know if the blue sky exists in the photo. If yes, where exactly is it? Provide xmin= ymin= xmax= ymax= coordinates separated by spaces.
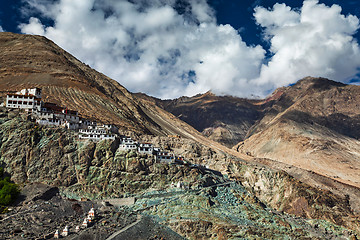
xmin=211 ymin=0 xmax=360 ymax=46
xmin=1 ymin=0 xmax=360 ymax=98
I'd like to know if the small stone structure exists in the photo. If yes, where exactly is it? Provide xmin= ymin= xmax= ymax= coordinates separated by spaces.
xmin=118 ymin=137 xmax=138 ymax=150
xmin=61 ymin=225 xmax=69 ymax=237
xmin=88 ymin=207 xmax=96 ymax=219
xmin=82 ymin=217 xmax=89 ymax=228
xmin=79 ymin=126 xmax=116 ymax=141
xmin=155 ymin=151 xmax=175 ymax=164
xmin=117 ymin=137 xmax=181 ymax=165
xmin=54 ymin=230 xmax=59 ymax=239
xmin=138 ymin=143 xmax=154 ymax=155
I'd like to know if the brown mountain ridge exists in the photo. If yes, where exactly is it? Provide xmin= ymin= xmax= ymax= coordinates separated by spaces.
xmin=235 ymin=77 xmax=360 ymax=189
xmin=135 ymin=91 xmax=265 ymax=147
xmin=0 ymin=32 xmax=198 ymax=137
xmin=0 ymin=32 xmax=252 ymax=162
xmin=151 ymin=77 xmax=360 ymax=190
xmin=3 ymin=31 xmax=357 ymax=196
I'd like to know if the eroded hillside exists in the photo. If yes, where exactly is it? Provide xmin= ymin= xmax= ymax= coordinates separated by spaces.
xmin=235 ymin=78 xmax=360 ymax=190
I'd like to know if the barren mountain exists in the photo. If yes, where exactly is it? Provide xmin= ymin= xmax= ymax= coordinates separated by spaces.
xmin=148 ymin=76 xmax=360 ymax=215
xmin=1 ymin=32 xmax=360 ymax=238
xmin=150 ymin=76 xmax=360 ymax=190
xmin=0 ymin=32 xmax=252 ymax=164
xmin=137 ymin=91 xmax=264 ymax=147
xmin=0 ymin=32 xmax=205 ymax=138
xmin=235 ymin=77 xmax=360 ymax=189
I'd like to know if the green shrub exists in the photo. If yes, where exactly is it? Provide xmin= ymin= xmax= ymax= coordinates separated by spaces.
xmin=0 ymin=167 xmax=19 ymax=206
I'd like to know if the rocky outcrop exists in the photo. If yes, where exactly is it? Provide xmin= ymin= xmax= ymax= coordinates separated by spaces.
xmin=0 ymin=109 xmax=227 ymax=199
xmin=136 ymin=164 xmax=360 ymax=239
xmin=228 ymin=161 xmax=360 ymax=232
xmin=0 ymin=110 xmax=359 ymax=238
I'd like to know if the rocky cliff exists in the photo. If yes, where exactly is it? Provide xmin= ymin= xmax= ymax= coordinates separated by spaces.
xmin=0 ymin=109 xmax=359 ymax=239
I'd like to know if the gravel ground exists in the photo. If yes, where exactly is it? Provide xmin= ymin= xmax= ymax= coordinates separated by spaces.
xmin=0 ymin=183 xmax=137 ymax=240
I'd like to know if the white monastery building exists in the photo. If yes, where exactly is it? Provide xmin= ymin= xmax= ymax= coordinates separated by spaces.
xmin=78 ymin=126 xmax=116 ymax=141
xmin=138 ymin=143 xmax=155 ymax=155
xmin=5 ymin=87 xmax=119 ymax=141
xmin=6 ymin=88 xmax=42 ymax=111
xmin=118 ymin=137 xmax=137 ymax=150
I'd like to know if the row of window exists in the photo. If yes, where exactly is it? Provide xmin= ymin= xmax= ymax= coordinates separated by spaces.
xmin=7 ymin=100 xmax=40 ymax=105
xmin=80 ymin=134 xmax=114 ymax=138
xmin=8 ymin=95 xmax=34 ymax=99
xmin=158 ymin=156 xmax=174 ymax=160
xmin=65 ymin=115 xmax=78 ymax=119
xmin=119 ymin=144 xmax=137 ymax=149
xmin=42 ymin=119 xmax=60 ymax=123
xmin=139 ymin=148 xmax=153 ymax=151
xmin=79 ymin=129 xmax=107 ymax=134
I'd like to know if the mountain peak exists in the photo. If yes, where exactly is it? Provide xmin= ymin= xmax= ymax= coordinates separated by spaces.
xmin=294 ymin=77 xmax=346 ymax=91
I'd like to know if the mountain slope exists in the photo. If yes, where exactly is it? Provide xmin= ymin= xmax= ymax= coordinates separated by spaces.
xmin=137 ymin=91 xmax=264 ymax=147
xmin=0 ymin=32 xmax=253 ymax=164
xmin=235 ymin=77 xmax=360 ymax=189
xmin=146 ymin=77 xmax=360 ymax=215
xmin=1 ymin=33 xmax=360 ymax=237
xmin=0 ymin=32 xmax=179 ymax=136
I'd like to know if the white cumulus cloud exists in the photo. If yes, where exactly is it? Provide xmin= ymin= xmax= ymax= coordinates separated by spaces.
xmin=19 ymin=0 xmax=360 ymax=99
xmin=0 ymin=26 xmax=4 ymax=32
xmin=254 ymin=0 xmax=360 ymax=91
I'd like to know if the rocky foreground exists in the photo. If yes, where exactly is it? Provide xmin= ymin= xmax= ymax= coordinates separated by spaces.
xmin=0 ymin=108 xmax=359 ymax=239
